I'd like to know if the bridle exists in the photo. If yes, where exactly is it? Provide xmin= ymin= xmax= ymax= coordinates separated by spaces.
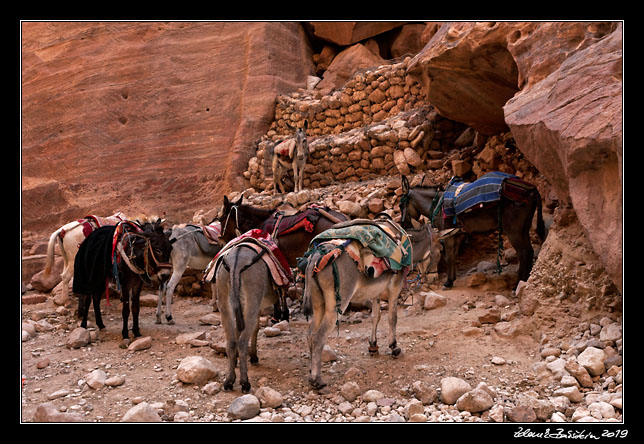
xmin=221 ymin=205 xmax=242 ymax=241
xmin=118 ymin=232 xmax=172 ymax=281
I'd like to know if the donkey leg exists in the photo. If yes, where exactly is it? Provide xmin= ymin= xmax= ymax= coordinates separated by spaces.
xmin=368 ymin=298 xmax=381 ymax=354
xmin=238 ymin=326 xmax=255 ymax=393
xmin=131 ymin=282 xmax=143 ymax=338
xmin=441 ymin=236 xmax=458 ymax=288
xmin=92 ymin=292 xmax=106 ymax=330
xmin=79 ymin=293 xmax=91 ymax=329
xmin=309 ymin=294 xmax=336 ymax=390
xmin=156 ymin=279 xmax=166 ymax=324
xmin=223 ymin=335 xmax=238 ymax=391
xmin=387 ymin=287 xmax=402 ymax=357
xmin=508 ymin=232 xmax=534 ymax=284
xmin=121 ymin=294 xmax=131 ymax=343
xmin=293 ymin=162 xmax=300 ymax=193
xmin=161 ymin=264 xmax=186 ymax=325
xmin=249 ymin=317 xmax=260 ymax=364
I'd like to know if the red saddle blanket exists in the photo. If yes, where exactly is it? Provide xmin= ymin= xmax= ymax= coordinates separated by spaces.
xmin=72 ymin=212 xmax=127 ymax=238
xmin=203 ymin=229 xmax=292 ymax=287
xmin=262 ymin=207 xmax=326 ymax=237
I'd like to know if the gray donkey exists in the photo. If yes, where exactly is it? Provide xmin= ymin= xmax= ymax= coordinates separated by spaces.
xmin=271 ymin=120 xmax=309 ymax=194
xmin=302 ymin=224 xmax=434 ymax=390
xmin=213 ymin=244 xmax=281 ymax=393
xmin=156 ymin=224 xmax=221 ymax=324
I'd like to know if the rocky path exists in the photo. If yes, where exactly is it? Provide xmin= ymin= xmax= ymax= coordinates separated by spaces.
xmin=21 ymin=255 xmax=622 ymax=423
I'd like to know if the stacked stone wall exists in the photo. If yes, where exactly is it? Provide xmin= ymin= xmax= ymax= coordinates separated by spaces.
xmin=244 ymin=57 xmax=468 ymax=192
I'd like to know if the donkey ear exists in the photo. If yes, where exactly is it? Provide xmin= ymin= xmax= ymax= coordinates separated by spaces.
xmin=303 ymin=120 xmax=308 ymax=130
xmin=401 ymin=175 xmax=410 ymax=194
xmin=223 ymin=195 xmax=230 ymax=209
xmin=233 ymin=195 xmax=243 ymax=206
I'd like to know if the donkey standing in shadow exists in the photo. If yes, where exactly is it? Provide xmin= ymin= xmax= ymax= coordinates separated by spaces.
xmin=399 ymin=175 xmax=545 ymax=289
xmin=271 ymin=120 xmax=309 ymax=194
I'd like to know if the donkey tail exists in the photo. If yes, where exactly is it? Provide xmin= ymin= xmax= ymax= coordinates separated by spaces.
xmin=534 ymin=189 xmax=546 ymax=242
xmin=302 ymin=251 xmax=321 ymax=318
xmin=44 ymin=227 xmax=63 ymax=276
xmin=226 ymin=255 xmax=246 ymax=333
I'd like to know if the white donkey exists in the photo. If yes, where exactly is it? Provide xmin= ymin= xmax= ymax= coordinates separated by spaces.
xmin=302 ymin=223 xmax=434 ymax=390
xmin=271 ymin=120 xmax=309 ymax=194
xmin=44 ymin=212 xmax=127 ymax=302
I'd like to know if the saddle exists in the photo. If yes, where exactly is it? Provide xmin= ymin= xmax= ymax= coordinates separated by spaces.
xmin=203 ymin=229 xmax=293 ymax=288
xmin=262 ymin=207 xmax=323 ymax=237
xmin=443 ymin=171 xmax=535 ymax=218
xmin=274 ymin=138 xmax=296 ymax=159
xmin=299 ymin=216 xmax=412 ymax=279
xmin=63 ymin=212 xmax=127 ymax=240
xmin=175 ymin=221 xmax=221 ymax=256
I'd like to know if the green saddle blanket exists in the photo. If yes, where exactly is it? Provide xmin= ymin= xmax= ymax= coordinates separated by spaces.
xmin=309 ymin=217 xmax=411 ymax=271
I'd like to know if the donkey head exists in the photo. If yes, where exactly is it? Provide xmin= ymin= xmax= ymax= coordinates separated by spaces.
xmin=143 ymin=219 xmax=173 ymax=267
xmin=294 ymin=120 xmax=309 ymax=160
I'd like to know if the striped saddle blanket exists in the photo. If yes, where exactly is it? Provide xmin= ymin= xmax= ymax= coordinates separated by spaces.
xmin=443 ymin=172 xmax=535 ymax=217
xmin=299 ymin=217 xmax=411 ymax=279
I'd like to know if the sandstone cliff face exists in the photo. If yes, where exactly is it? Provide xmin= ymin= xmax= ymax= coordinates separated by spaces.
xmin=22 ymin=22 xmax=314 ymax=233
xmin=407 ymin=22 xmax=622 ymax=292
xmin=22 ymin=21 xmax=623 ymax=298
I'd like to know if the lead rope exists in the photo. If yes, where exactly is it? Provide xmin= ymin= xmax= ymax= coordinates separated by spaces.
xmin=496 ymin=203 xmax=504 ymax=275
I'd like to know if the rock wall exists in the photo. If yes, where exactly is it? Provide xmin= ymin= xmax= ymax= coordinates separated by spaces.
xmin=21 ymin=22 xmax=314 ymax=235
xmin=245 ymin=57 xmax=469 ymax=192
xmin=407 ymin=22 xmax=622 ymax=293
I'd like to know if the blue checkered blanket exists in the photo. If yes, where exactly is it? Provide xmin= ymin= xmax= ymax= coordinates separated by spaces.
xmin=443 ymin=172 xmax=516 ymax=217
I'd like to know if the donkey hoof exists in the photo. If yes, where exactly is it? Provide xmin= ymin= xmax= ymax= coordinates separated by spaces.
xmin=223 ymin=381 xmax=234 ymax=392
xmin=250 ymin=355 xmax=259 ymax=364
xmin=309 ymin=379 xmax=327 ymax=391
xmin=241 ymin=382 xmax=251 ymax=393
xmin=166 ymin=317 xmax=175 ymax=325
xmin=120 ymin=339 xmax=130 ymax=349
xmin=391 ymin=347 xmax=402 ymax=357
xmin=155 ymin=318 xmax=162 ymax=325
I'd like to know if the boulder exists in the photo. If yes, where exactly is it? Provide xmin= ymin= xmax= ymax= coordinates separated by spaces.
xmin=308 ymin=22 xmax=405 ymax=46
xmin=227 ymin=394 xmax=260 ymax=420
xmin=316 ymin=43 xmax=384 ymax=95
xmin=176 ymin=356 xmax=218 ymax=385
xmin=121 ymin=402 xmax=162 ymax=422
xmin=440 ymin=377 xmax=471 ymax=405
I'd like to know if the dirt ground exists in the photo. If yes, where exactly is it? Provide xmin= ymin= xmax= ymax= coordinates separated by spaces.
xmin=21 ymin=236 xmax=551 ymax=423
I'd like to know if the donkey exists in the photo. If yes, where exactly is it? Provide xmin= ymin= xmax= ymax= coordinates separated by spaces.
xmin=399 ymin=175 xmax=545 ymax=289
xmin=73 ymin=220 xmax=172 ymax=345
xmin=44 ymin=212 xmax=127 ymax=303
xmin=219 ymin=195 xmax=347 ymax=322
xmin=219 ymin=194 xmax=347 ymax=267
xmin=213 ymin=240 xmax=284 ymax=393
xmin=156 ymin=222 xmax=221 ymax=325
xmin=271 ymin=120 xmax=309 ymax=194
xmin=302 ymin=223 xmax=434 ymax=390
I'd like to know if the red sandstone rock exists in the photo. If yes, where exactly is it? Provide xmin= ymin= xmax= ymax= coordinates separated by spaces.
xmin=315 ymin=43 xmax=384 ymax=95
xmin=309 ymin=22 xmax=406 ymax=46
xmin=22 ymin=22 xmax=314 ymax=233
xmin=504 ymin=24 xmax=622 ymax=293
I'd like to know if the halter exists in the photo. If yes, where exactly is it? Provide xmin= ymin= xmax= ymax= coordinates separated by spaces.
xmin=117 ymin=232 xmax=172 ymax=282
xmin=221 ymin=205 xmax=242 ymax=240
